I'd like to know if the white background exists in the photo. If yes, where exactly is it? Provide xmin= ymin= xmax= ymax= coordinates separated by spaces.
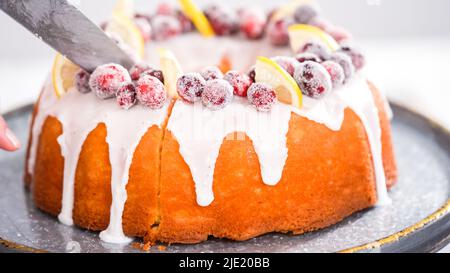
xmin=0 ymin=0 xmax=449 ymax=252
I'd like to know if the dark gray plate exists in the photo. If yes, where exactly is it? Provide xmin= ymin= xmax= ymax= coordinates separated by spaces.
xmin=0 ymin=104 xmax=449 ymax=253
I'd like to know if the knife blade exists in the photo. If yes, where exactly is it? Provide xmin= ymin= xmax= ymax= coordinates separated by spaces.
xmin=0 ymin=0 xmax=135 ymax=72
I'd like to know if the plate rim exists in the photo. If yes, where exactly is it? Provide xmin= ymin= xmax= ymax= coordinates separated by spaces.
xmin=1 ymin=103 xmax=449 ymax=253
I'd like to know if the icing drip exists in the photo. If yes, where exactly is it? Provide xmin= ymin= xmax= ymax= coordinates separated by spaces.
xmin=167 ymin=97 xmax=291 ymax=206
xmin=28 ymin=81 xmax=169 ymax=243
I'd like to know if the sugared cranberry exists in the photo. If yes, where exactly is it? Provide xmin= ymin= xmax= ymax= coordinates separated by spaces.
xmin=267 ymin=18 xmax=292 ymax=46
xmin=321 ymin=61 xmax=345 ymax=88
xmin=293 ymin=4 xmax=319 ymax=24
xmin=200 ymin=66 xmax=224 ymax=81
xmin=202 ymin=79 xmax=234 ymax=110
xmin=247 ymin=83 xmax=277 ymax=112
xmin=339 ymin=46 xmax=366 ymax=71
xmin=330 ymin=52 xmax=355 ymax=82
xmin=129 ymin=63 xmax=152 ymax=81
xmin=75 ymin=69 xmax=91 ymax=93
xmin=151 ymin=15 xmax=182 ymax=41
xmin=295 ymin=52 xmax=321 ymax=63
xmin=204 ymin=5 xmax=239 ymax=36
xmin=134 ymin=17 xmax=152 ymax=43
xmin=300 ymin=42 xmax=331 ymax=60
xmin=177 ymin=73 xmax=206 ymax=103
xmin=271 ymin=56 xmax=299 ymax=76
xmin=156 ymin=3 xmax=175 ymax=16
xmin=177 ymin=10 xmax=194 ymax=33
xmin=89 ymin=63 xmax=131 ymax=99
xmin=247 ymin=66 xmax=256 ymax=82
xmin=239 ymin=8 xmax=267 ymax=40
xmin=140 ymin=69 xmax=164 ymax=84
xmin=116 ymin=83 xmax=137 ymax=110
xmin=328 ymin=26 xmax=353 ymax=44
xmin=135 ymin=75 xmax=167 ymax=109
xmin=224 ymin=71 xmax=252 ymax=97
xmin=294 ymin=61 xmax=332 ymax=99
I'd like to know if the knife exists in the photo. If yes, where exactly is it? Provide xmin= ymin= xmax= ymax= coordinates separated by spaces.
xmin=0 ymin=0 xmax=135 ymax=72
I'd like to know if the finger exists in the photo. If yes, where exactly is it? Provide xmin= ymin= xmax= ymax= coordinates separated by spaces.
xmin=0 ymin=116 xmax=21 ymax=151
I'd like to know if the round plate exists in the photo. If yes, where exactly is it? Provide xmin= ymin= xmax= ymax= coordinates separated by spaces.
xmin=0 ymin=104 xmax=449 ymax=253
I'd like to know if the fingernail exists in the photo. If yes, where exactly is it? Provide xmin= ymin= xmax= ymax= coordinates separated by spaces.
xmin=5 ymin=128 xmax=20 ymax=149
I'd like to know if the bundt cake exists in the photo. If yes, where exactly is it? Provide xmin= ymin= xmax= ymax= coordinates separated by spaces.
xmin=24 ymin=0 xmax=397 ymax=246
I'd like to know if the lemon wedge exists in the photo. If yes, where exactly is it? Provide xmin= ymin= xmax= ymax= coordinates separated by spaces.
xmin=271 ymin=0 xmax=313 ymax=22
xmin=178 ymin=0 xmax=215 ymax=37
xmin=106 ymin=13 xmax=145 ymax=59
xmin=52 ymin=54 xmax=80 ymax=98
xmin=159 ymin=48 xmax=183 ymax=99
xmin=255 ymin=56 xmax=302 ymax=109
xmin=288 ymin=24 xmax=340 ymax=53
xmin=112 ymin=0 xmax=134 ymax=19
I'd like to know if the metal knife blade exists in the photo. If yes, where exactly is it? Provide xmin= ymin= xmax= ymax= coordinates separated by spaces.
xmin=0 ymin=0 xmax=135 ymax=72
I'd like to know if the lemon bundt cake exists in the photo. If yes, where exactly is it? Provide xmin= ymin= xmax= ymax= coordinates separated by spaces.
xmin=25 ymin=0 xmax=397 ymax=245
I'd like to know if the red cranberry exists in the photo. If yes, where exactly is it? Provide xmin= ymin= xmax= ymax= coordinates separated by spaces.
xmin=135 ymin=75 xmax=167 ymax=109
xmin=177 ymin=10 xmax=194 ymax=33
xmin=328 ymin=26 xmax=353 ymax=44
xmin=294 ymin=61 xmax=332 ymax=99
xmin=247 ymin=83 xmax=277 ymax=112
xmin=239 ymin=8 xmax=267 ymax=40
xmin=116 ymin=83 xmax=137 ymax=110
xmin=330 ymin=52 xmax=355 ymax=82
xmin=140 ymin=69 xmax=164 ymax=84
xmin=75 ymin=69 xmax=91 ymax=93
xmin=134 ymin=17 xmax=152 ymax=43
xmin=201 ymin=79 xmax=234 ymax=110
xmin=295 ymin=52 xmax=321 ymax=63
xmin=271 ymin=56 xmax=299 ymax=76
xmin=177 ymin=73 xmax=206 ymax=103
xmin=224 ymin=71 xmax=252 ymax=97
xmin=300 ymin=42 xmax=331 ymax=60
xmin=267 ymin=18 xmax=292 ymax=46
xmin=129 ymin=63 xmax=152 ymax=81
xmin=156 ymin=3 xmax=175 ymax=16
xmin=247 ymin=66 xmax=256 ymax=82
xmin=200 ymin=66 xmax=224 ymax=81
xmin=89 ymin=63 xmax=131 ymax=99
xmin=293 ymin=4 xmax=319 ymax=24
xmin=339 ymin=46 xmax=366 ymax=71
xmin=321 ymin=61 xmax=345 ymax=88
xmin=151 ymin=15 xmax=182 ymax=41
xmin=204 ymin=5 xmax=239 ymax=36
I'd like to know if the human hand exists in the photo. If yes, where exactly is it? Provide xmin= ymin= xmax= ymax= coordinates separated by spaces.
xmin=0 ymin=116 xmax=20 ymax=151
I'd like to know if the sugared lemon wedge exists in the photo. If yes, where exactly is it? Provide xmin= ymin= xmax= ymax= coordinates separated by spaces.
xmin=255 ymin=56 xmax=302 ymax=109
xmin=106 ymin=13 xmax=145 ymax=58
xmin=271 ymin=0 xmax=313 ymax=22
xmin=288 ymin=24 xmax=339 ymax=53
xmin=159 ymin=48 xmax=183 ymax=99
xmin=178 ymin=0 xmax=215 ymax=37
xmin=52 ymin=54 xmax=80 ymax=98
xmin=112 ymin=0 xmax=134 ymax=19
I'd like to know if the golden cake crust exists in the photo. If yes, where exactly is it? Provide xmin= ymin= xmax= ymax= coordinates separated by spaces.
xmin=28 ymin=82 xmax=397 ymax=244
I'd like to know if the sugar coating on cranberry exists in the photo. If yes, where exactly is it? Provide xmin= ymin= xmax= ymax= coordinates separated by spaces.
xmin=204 ymin=5 xmax=239 ymax=36
xmin=294 ymin=61 xmax=332 ymax=99
xmin=151 ymin=15 xmax=182 ymax=41
xmin=239 ymin=8 xmax=267 ymax=40
xmin=300 ymin=42 xmax=331 ymax=61
xmin=202 ymin=79 xmax=234 ymax=110
xmin=267 ymin=18 xmax=292 ymax=46
xmin=140 ymin=69 xmax=165 ymax=84
xmin=177 ymin=10 xmax=194 ymax=33
xmin=129 ymin=63 xmax=152 ymax=81
xmin=116 ymin=83 xmax=137 ymax=110
xmin=295 ymin=52 xmax=321 ymax=63
xmin=177 ymin=73 xmax=206 ymax=103
xmin=89 ymin=63 xmax=131 ymax=99
xmin=294 ymin=4 xmax=319 ymax=24
xmin=321 ymin=61 xmax=345 ymax=88
xmin=271 ymin=56 xmax=299 ymax=76
xmin=135 ymin=75 xmax=167 ymax=109
xmin=200 ymin=66 xmax=224 ymax=81
xmin=224 ymin=71 xmax=252 ymax=97
xmin=339 ymin=46 xmax=366 ymax=71
xmin=247 ymin=83 xmax=277 ymax=112
xmin=330 ymin=52 xmax=355 ymax=82
xmin=134 ymin=17 xmax=152 ymax=43
xmin=75 ymin=69 xmax=91 ymax=93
